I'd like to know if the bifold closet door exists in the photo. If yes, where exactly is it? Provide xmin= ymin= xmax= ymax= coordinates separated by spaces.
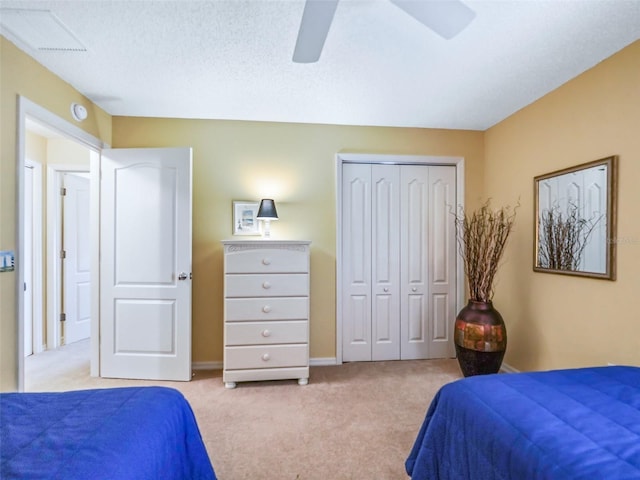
xmin=342 ymin=163 xmax=372 ymax=362
xmin=341 ymin=163 xmax=456 ymax=362
xmin=342 ymin=164 xmax=401 ymax=362
xmin=400 ymin=165 xmax=456 ymax=360
xmin=371 ymin=165 xmax=400 ymax=361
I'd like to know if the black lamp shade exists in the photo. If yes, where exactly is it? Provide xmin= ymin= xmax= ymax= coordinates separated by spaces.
xmin=257 ymin=199 xmax=278 ymax=220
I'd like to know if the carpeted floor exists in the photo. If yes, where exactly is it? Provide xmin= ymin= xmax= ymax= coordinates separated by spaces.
xmin=25 ymin=341 xmax=462 ymax=480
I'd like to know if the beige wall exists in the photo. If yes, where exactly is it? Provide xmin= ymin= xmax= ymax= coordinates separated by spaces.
xmin=1 ymin=37 xmax=111 ymax=391
xmin=26 ymin=131 xmax=47 ymax=164
xmin=47 ymin=137 xmax=92 ymax=167
xmin=484 ymin=40 xmax=640 ymax=371
xmin=112 ymin=118 xmax=485 ymax=363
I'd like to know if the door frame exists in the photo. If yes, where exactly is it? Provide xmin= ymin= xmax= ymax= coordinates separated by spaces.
xmin=47 ymin=165 xmax=90 ymax=350
xmin=17 ymin=96 xmax=106 ymax=391
xmin=335 ymin=153 xmax=465 ymax=365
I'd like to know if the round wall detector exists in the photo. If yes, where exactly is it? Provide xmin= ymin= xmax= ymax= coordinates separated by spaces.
xmin=70 ymin=103 xmax=88 ymax=122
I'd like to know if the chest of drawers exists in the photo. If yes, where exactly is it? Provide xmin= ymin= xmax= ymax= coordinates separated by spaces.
xmin=222 ymin=240 xmax=311 ymax=388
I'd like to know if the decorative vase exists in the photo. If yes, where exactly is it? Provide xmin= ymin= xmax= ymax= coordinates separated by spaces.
xmin=454 ymin=300 xmax=507 ymax=377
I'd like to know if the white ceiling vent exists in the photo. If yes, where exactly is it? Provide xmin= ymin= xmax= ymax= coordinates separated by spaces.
xmin=0 ymin=9 xmax=86 ymax=52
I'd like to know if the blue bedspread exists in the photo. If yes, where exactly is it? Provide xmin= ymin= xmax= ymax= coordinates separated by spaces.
xmin=1 ymin=386 xmax=216 ymax=480
xmin=406 ymin=366 xmax=640 ymax=480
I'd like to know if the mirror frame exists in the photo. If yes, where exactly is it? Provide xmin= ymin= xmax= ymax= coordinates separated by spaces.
xmin=533 ymin=155 xmax=618 ymax=280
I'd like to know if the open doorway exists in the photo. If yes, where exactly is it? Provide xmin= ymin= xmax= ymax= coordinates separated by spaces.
xmin=17 ymin=96 xmax=105 ymax=392
xmin=23 ymin=119 xmax=93 ymax=391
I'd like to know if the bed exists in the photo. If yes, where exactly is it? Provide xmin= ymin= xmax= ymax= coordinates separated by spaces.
xmin=406 ymin=366 xmax=640 ymax=480
xmin=1 ymin=386 xmax=216 ymax=480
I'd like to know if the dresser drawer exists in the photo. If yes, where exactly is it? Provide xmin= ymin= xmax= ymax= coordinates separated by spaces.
xmin=226 ymin=321 xmax=307 ymax=346
xmin=225 ymin=248 xmax=308 ymax=274
xmin=225 ymin=344 xmax=308 ymax=370
xmin=225 ymin=273 xmax=308 ymax=298
xmin=225 ymin=297 xmax=308 ymax=321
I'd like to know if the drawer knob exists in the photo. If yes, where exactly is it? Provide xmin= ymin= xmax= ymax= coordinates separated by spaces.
xmin=383 ymin=287 xmax=389 ymax=292
xmin=262 ymin=305 xmax=272 ymax=313
xmin=261 ymin=353 xmax=270 ymax=362
xmin=262 ymin=258 xmax=271 ymax=265
xmin=261 ymin=329 xmax=271 ymax=337
xmin=412 ymin=287 xmax=417 ymax=292
xmin=262 ymin=281 xmax=271 ymax=289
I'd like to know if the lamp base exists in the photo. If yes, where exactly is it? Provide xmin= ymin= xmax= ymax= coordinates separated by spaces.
xmin=261 ymin=220 xmax=271 ymax=238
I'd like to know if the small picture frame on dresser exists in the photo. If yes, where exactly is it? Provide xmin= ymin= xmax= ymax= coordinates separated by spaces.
xmin=232 ymin=201 xmax=261 ymax=235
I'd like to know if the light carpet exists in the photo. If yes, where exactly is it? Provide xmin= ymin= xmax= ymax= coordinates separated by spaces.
xmin=25 ymin=341 xmax=462 ymax=480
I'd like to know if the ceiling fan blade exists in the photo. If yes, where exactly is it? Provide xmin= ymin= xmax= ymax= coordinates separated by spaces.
xmin=389 ymin=0 xmax=476 ymax=40
xmin=292 ymin=0 xmax=339 ymax=63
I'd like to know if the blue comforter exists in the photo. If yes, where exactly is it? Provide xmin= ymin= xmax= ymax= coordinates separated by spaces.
xmin=406 ymin=366 xmax=640 ymax=479
xmin=1 ymin=386 xmax=216 ymax=480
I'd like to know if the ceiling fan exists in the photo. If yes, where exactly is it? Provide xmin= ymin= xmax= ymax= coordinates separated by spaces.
xmin=292 ymin=0 xmax=476 ymax=63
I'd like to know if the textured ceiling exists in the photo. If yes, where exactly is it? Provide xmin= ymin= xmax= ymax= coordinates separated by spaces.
xmin=1 ymin=0 xmax=639 ymax=130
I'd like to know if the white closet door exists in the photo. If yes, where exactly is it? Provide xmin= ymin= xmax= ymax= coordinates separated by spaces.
xmin=429 ymin=166 xmax=457 ymax=358
xmin=371 ymin=165 xmax=400 ymax=361
xmin=342 ymin=163 xmax=457 ymax=362
xmin=400 ymin=165 xmax=428 ymax=360
xmin=342 ymin=164 xmax=373 ymax=362
xmin=407 ymin=166 xmax=457 ymax=359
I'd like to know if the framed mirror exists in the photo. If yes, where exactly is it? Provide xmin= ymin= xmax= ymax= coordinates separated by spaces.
xmin=534 ymin=156 xmax=618 ymax=280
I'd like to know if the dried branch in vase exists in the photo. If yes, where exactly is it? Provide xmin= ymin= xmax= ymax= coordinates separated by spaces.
xmin=455 ymin=200 xmax=517 ymax=303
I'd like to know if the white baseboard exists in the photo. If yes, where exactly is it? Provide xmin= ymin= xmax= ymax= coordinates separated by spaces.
xmin=310 ymin=357 xmax=337 ymax=366
xmin=192 ymin=361 xmax=223 ymax=370
xmin=192 ymin=357 xmax=338 ymax=371
xmin=500 ymin=362 xmax=520 ymax=374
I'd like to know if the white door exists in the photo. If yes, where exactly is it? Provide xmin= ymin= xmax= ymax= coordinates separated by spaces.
xmin=62 ymin=173 xmax=91 ymax=344
xmin=23 ymin=165 xmax=34 ymax=357
xmin=100 ymin=147 xmax=192 ymax=381
xmin=342 ymin=163 xmax=456 ymax=362
xmin=371 ymin=165 xmax=400 ymax=360
xmin=342 ymin=163 xmax=402 ymax=361
xmin=342 ymin=163 xmax=372 ymax=362
xmin=400 ymin=165 xmax=456 ymax=359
